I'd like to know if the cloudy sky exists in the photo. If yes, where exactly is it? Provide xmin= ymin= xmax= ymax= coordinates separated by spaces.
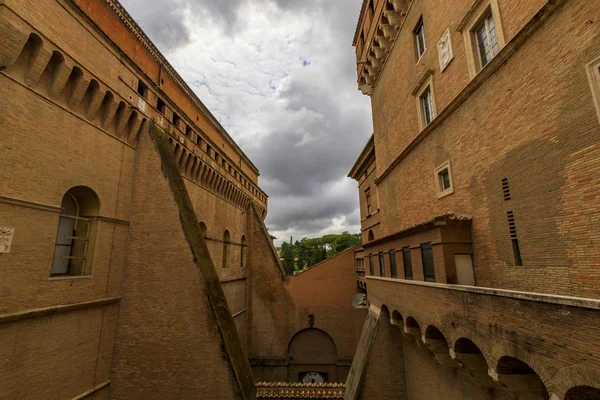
xmin=120 ymin=0 xmax=373 ymax=245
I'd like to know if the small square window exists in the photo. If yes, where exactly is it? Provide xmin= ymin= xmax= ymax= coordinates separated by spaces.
xmin=420 ymin=87 xmax=434 ymax=126
xmin=414 ymin=18 xmax=426 ymax=60
xmin=434 ymin=161 xmax=454 ymax=198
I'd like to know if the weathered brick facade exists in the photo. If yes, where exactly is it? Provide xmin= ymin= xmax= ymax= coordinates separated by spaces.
xmin=347 ymin=0 xmax=600 ymax=398
xmin=0 ymin=0 xmax=364 ymax=398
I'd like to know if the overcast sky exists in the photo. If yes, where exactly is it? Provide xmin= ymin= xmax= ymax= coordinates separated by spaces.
xmin=119 ymin=0 xmax=372 ymax=245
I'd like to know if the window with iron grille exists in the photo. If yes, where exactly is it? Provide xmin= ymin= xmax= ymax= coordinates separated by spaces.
xmin=51 ymin=188 xmax=99 ymax=277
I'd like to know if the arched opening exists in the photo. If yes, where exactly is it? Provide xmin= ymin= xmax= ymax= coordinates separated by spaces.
xmin=424 ymin=326 xmax=451 ymax=364
xmin=199 ymin=222 xmax=207 ymax=238
xmin=37 ymin=51 xmax=64 ymax=91
xmin=565 ymin=386 xmax=600 ymax=400
xmin=60 ymin=66 xmax=83 ymax=106
xmin=287 ymin=328 xmax=337 ymax=383
xmin=405 ymin=316 xmax=421 ymax=338
xmin=51 ymin=187 xmax=99 ymax=277
xmin=12 ymin=33 xmax=43 ymax=78
xmin=453 ymin=338 xmax=494 ymax=389
xmin=222 ymin=230 xmax=230 ymax=269
xmin=240 ymin=235 xmax=246 ymax=268
xmin=496 ymin=356 xmax=549 ymax=399
xmin=391 ymin=310 xmax=403 ymax=329
xmin=368 ymin=230 xmax=374 ymax=241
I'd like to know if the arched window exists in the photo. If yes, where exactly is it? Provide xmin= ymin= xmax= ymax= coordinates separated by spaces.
xmin=240 ymin=235 xmax=247 ymax=268
xmin=222 ymin=230 xmax=230 ymax=269
xmin=51 ymin=187 xmax=99 ymax=277
xmin=368 ymin=230 xmax=374 ymax=241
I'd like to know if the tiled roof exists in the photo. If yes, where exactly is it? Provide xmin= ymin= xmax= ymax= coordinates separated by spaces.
xmin=256 ymin=382 xmax=345 ymax=399
xmin=363 ymin=213 xmax=472 ymax=248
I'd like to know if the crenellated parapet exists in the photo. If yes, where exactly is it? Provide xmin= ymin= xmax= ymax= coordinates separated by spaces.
xmin=353 ymin=0 xmax=411 ymax=95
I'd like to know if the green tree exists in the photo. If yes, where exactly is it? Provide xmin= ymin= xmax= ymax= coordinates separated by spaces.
xmin=281 ymin=241 xmax=295 ymax=275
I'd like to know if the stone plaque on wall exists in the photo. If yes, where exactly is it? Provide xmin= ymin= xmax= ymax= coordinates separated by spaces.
xmin=0 ymin=227 xmax=14 ymax=253
xmin=437 ymin=28 xmax=453 ymax=72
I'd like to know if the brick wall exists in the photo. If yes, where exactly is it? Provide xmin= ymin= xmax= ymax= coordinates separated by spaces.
xmin=357 ymin=0 xmax=600 ymax=298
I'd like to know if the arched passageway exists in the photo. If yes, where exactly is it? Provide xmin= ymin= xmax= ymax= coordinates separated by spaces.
xmin=564 ymin=386 xmax=600 ymax=400
xmin=287 ymin=328 xmax=337 ymax=383
xmin=496 ymin=356 xmax=549 ymax=400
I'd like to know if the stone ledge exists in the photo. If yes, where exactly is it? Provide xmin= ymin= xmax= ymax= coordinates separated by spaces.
xmin=367 ymin=276 xmax=600 ymax=310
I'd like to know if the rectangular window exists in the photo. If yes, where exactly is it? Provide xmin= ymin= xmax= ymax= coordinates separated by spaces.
xmin=434 ymin=160 xmax=454 ymax=198
xmin=420 ymin=87 xmax=434 ymax=126
xmin=389 ymin=250 xmax=397 ymax=278
xmin=586 ymin=58 xmax=600 ymax=123
xmin=137 ymin=80 xmax=148 ymax=98
xmin=369 ymin=254 xmax=374 ymax=275
xmin=172 ymin=112 xmax=180 ymax=127
xmin=439 ymin=169 xmax=451 ymax=191
xmin=402 ymin=247 xmax=413 ymax=279
xmin=365 ymin=189 xmax=372 ymax=215
xmin=414 ymin=18 xmax=426 ymax=60
xmin=475 ymin=11 xmax=499 ymax=68
xmin=157 ymin=98 xmax=166 ymax=114
xmin=379 ymin=252 xmax=385 ymax=277
xmin=421 ymin=243 xmax=436 ymax=282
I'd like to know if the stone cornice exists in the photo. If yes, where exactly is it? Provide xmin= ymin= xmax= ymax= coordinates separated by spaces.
xmin=348 ymin=134 xmax=375 ymax=179
xmin=102 ymin=0 xmax=260 ymax=176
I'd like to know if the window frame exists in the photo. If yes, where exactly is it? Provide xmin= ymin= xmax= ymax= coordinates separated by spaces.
xmin=50 ymin=189 xmax=99 ymax=278
xmin=420 ymin=243 xmax=436 ymax=282
xmin=402 ymin=246 xmax=413 ymax=280
xmin=434 ymin=160 xmax=455 ymax=199
xmin=378 ymin=252 xmax=385 ymax=277
xmin=474 ymin=11 xmax=499 ymax=69
xmin=369 ymin=254 xmax=374 ymax=276
xmin=389 ymin=250 xmax=397 ymax=278
xmin=414 ymin=17 xmax=426 ymax=61
xmin=414 ymin=73 xmax=437 ymax=131
xmin=460 ymin=0 xmax=505 ymax=79
xmin=586 ymin=55 xmax=600 ymax=124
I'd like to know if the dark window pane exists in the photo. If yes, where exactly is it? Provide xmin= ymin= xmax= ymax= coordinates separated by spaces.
xmin=369 ymin=254 xmax=374 ymax=275
xmin=402 ymin=247 xmax=413 ymax=279
xmin=389 ymin=250 xmax=397 ymax=278
xmin=379 ymin=252 xmax=385 ymax=277
xmin=421 ymin=243 xmax=436 ymax=282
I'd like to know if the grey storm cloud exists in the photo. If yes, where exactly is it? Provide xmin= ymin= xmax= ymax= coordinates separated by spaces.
xmin=119 ymin=0 xmax=372 ymax=243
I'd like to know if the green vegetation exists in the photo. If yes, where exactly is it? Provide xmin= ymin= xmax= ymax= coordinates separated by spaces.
xmin=278 ymin=232 xmax=361 ymax=275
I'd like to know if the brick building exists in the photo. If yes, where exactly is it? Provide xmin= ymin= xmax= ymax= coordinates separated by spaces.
xmin=0 ymin=0 xmax=363 ymax=399
xmin=346 ymin=0 xmax=600 ymax=399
